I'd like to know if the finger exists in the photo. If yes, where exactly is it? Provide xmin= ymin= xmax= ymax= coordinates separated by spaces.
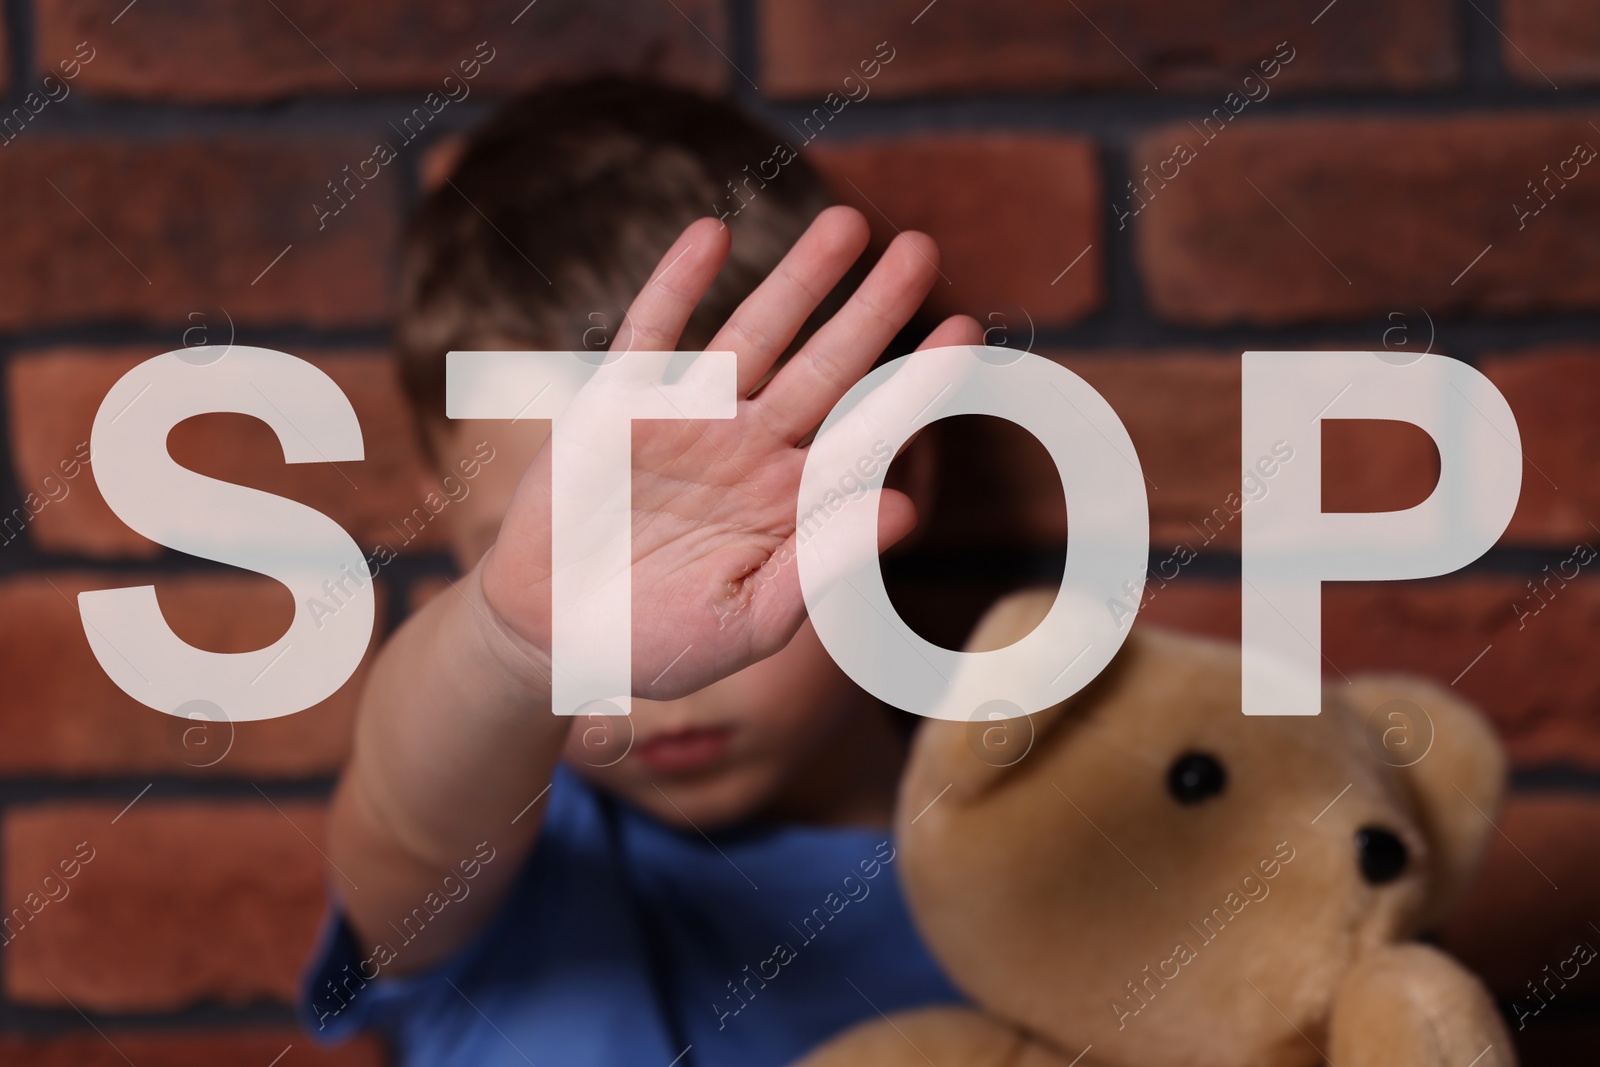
xmin=735 ymin=326 xmax=979 ymax=657
xmin=708 ymin=205 xmax=871 ymax=396
xmin=755 ymin=230 xmax=944 ymax=444
xmin=771 ymin=344 xmax=972 ymax=635
xmin=886 ymin=315 xmax=983 ymax=451
xmin=794 ymin=486 xmax=920 ymax=587
xmin=916 ymin=313 xmax=984 ymax=351
xmin=610 ymin=218 xmax=732 ymax=356
xmin=803 ymin=342 xmax=973 ymax=487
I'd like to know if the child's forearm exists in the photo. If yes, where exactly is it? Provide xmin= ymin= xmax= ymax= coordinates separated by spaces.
xmin=326 ymin=554 xmax=570 ymax=975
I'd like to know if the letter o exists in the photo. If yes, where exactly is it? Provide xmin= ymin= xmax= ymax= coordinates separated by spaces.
xmin=796 ymin=346 xmax=1149 ymax=720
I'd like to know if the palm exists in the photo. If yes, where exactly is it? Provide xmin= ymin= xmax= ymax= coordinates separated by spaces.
xmin=631 ymin=416 xmax=805 ymax=665
xmin=481 ymin=208 xmax=979 ymax=699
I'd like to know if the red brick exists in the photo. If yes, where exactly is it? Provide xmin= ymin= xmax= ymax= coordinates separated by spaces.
xmin=904 ymin=574 xmax=1600 ymax=773
xmin=1501 ymin=0 xmax=1600 ymax=86
xmin=1082 ymin=577 xmax=1600 ymax=771
xmin=925 ymin=345 xmax=1568 ymax=548
xmin=0 ymin=139 xmax=395 ymax=329
xmin=925 ymin=350 xmax=1437 ymax=552
xmin=1133 ymin=114 xmax=1600 ymax=325
xmin=908 ymin=575 xmax=1600 ymax=777
xmin=8 ymin=347 xmax=442 ymax=558
xmin=813 ymin=136 xmax=1102 ymax=326
xmin=1481 ymin=347 xmax=1600 ymax=545
xmin=1321 ymin=418 xmax=1439 ymax=515
xmin=928 ymin=350 xmax=1223 ymax=549
xmin=1439 ymin=795 xmax=1600 ymax=1003
xmin=899 ymin=574 xmax=1600 ymax=772
xmin=0 ymin=572 xmax=370 ymax=777
xmin=759 ymin=0 xmax=1456 ymax=96
xmin=4 ymin=801 xmax=330 ymax=1010
xmin=0 ymin=1030 xmax=383 ymax=1067
xmin=1323 ymin=579 xmax=1600 ymax=771
xmin=39 ymin=0 xmax=727 ymax=100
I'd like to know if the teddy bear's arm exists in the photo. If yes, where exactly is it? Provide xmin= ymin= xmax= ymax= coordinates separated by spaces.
xmin=792 ymin=1005 xmax=1048 ymax=1067
xmin=1327 ymin=943 xmax=1515 ymax=1067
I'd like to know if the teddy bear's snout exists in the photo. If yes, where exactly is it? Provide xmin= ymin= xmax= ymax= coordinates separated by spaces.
xmin=1355 ymin=826 xmax=1409 ymax=885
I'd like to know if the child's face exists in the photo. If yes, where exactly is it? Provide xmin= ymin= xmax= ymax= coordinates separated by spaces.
xmin=435 ymin=419 xmax=884 ymax=830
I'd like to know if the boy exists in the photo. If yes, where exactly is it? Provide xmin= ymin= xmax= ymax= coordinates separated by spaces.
xmin=299 ymin=78 xmax=983 ymax=1065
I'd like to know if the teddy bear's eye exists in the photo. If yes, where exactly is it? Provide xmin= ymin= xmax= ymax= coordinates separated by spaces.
xmin=1356 ymin=826 xmax=1409 ymax=885
xmin=1166 ymin=751 xmax=1226 ymax=805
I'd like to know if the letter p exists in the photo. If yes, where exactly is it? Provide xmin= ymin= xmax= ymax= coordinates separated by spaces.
xmin=1241 ymin=351 xmax=1521 ymax=715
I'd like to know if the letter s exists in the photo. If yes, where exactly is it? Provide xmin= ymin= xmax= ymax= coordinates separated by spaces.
xmin=79 ymin=347 xmax=371 ymax=721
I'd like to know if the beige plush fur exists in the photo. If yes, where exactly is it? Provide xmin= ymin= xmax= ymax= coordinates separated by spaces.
xmin=797 ymin=589 xmax=1515 ymax=1067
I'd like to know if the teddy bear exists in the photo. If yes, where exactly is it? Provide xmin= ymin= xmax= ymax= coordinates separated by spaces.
xmin=797 ymin=588 xmax=1515 ymax=1067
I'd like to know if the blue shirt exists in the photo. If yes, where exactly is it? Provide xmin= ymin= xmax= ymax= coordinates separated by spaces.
xmin=298 ymin=765 xmax=961 ymax=1066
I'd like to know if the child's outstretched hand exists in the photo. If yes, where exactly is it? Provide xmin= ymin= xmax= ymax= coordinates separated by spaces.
xmin=478 ymin=206 xmax=982 ymax=699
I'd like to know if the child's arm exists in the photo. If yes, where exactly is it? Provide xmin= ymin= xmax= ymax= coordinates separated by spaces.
xmin=327 ymin=206 xmax=981 ymax=974
xmin=326 ymin=554 xmax=564 ymax=974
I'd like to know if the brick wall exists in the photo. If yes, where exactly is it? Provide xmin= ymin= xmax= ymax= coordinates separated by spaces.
xmin=0 ymin=0 xmax=1596 ymax=1063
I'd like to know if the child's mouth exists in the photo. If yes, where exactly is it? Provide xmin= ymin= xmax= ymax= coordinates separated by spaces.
xmin=636 ymin=725 xmax=734 ymax=776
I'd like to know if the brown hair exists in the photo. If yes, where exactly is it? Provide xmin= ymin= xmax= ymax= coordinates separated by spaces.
xmin=395 ymin=77 xmax=844 ymax=452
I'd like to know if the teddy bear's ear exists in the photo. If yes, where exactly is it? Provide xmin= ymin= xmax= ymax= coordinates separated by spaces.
xmin=1343 ymin=674 xmax=1507 ymax=927
xmin=907 ymin=588 xmax=1101 ymax=804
